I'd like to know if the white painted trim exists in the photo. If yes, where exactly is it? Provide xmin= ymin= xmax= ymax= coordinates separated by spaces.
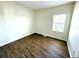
xmin=0 ymin=33 xmax=34 ymax=47
xmin=36 ymin=32 xmax=67 ymax=42
xmin=67 ymin=42 xmax=73 ymax=58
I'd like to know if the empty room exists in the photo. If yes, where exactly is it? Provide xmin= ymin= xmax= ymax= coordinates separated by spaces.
xmin=0 ymin=1 xmax=79 ymax=58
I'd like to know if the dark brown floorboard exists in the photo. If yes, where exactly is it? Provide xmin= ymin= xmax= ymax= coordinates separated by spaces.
xmin=0 ymin=33 xmax=70 ymax=58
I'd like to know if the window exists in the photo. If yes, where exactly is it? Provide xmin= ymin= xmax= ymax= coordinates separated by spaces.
xmin=52 ymin=14 xmax=66 ymax=32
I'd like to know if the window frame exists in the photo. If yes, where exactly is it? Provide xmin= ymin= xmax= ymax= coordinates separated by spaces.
xmin=52 ymin=14 xmax=67 ymax=33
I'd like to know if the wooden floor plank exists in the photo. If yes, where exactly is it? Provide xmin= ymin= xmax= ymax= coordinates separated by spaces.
xmin=0 ymin=33 xmax=70 ymax=58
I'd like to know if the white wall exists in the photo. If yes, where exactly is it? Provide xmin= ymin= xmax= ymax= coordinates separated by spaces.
xmin=0 ymin=2 xmax=9 ymax=46
xmin=35 ymin=3 xmax=74 ymax=41
xmin=68 ymin=2 xmax=79 ymax=58
xmin=0 ymin=2 xmax=35 ymax=46
xmin=0 ymin=2 xmax=74 ymax=47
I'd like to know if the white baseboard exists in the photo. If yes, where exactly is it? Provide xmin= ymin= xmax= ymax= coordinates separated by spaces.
xmin=0 ymin=33 xmax=34 ymax=47
xmin=36 ymin=32 xmax=67 ymax=42
xmin=67 ymin=42 xmax=73 ymax=58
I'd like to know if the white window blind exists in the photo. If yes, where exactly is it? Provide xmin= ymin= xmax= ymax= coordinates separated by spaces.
xmin=52 ymin=14 xmax=66 ymax=32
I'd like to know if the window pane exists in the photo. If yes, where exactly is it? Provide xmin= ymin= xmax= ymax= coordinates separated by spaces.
xmin=52 ymin=14 xmax=66 ymax=32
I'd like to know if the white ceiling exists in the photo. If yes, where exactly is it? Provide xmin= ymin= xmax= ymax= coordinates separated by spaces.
xmin=16 ymin=1 xmax=73 ymax=10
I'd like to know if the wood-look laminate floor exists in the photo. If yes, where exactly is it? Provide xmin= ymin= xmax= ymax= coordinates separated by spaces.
xmin=0 ymin=33 xmax=70 ymax=58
